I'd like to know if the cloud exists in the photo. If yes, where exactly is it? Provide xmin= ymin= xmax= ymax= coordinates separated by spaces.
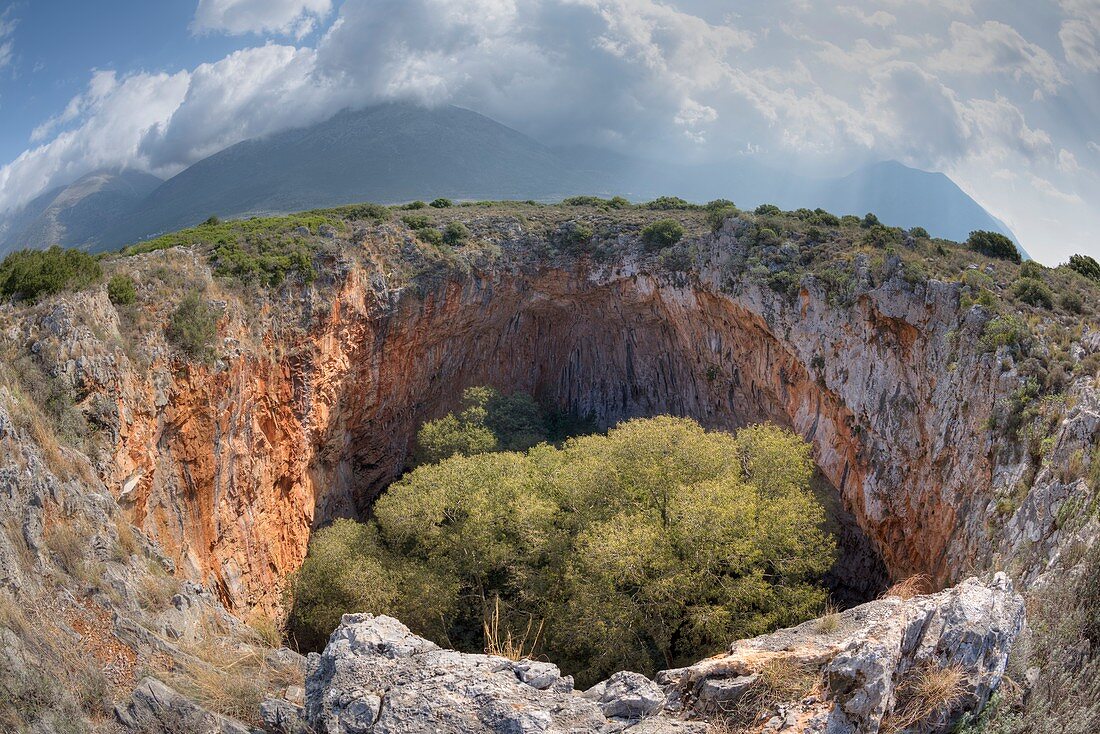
xmin=931 ymin=20 xmax=1066 ymax=94
xmin=1060 ymin=19 xmax=1100 ymax=71
xmin=193 ymin=0 xmax=332 ymax=38
xmin=836 ymin=6 xmax=896 ymax=28
xmin=0 ymin=7 xmax=16 ymax=71
xmin=1058 ymin=148 xmax=1081 ymax=172
xmin=1089 ymin=141 xmax=1100 ymax=154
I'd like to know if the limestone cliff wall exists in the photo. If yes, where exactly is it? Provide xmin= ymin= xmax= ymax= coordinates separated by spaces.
xmin=9 ymin=225 xmax=1096 ymax=611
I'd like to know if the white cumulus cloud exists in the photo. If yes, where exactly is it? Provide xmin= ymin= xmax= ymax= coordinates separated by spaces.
xmin=193 ymin=0 xmax=332 ymax=38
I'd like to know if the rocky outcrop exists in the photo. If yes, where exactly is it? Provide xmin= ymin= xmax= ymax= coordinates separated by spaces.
xmin=271 ymin=612 xmax=706 ymax=734
xmin=663 ymin=574 xmax=1025 ymax=733
xmin=273 ymin=576 xmax=1022 ymax=734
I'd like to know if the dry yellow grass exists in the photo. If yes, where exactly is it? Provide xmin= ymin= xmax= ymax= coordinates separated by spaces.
xmin=814 ymin=601 xmax=841 ymax=635
xmin=883 ymin=574 xmax=932 ymax=600
xmin=884 ymin=663 xmax=967 ymax=732
xmin=483 ymin=596 xmax=544 ymax=661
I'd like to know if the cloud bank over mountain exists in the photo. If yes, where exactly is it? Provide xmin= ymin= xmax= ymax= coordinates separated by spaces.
xmin=0 ymin=0 xmax=1097 ymax=263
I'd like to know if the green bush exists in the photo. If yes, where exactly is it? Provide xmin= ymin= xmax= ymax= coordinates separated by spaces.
xmin=1013 ymin=277 xmax=1054 ymax=308
xmin=203 ymin=215 xmax=221 ymax=227
xmin=839 ymin=215 xmax=861 ymax=227
xmin=166 ymin=292 xmax=218 ymax=360
xmin=0 ymin=247 xmax=103 ymax=303
xmin=1019 ymin=260 xmax=1045 ymax=279
xmin=442 ymin=221 xmax=469 ymax=246
xmin=981 ymin=314 xmax=1030 ymax=351
xmin=1060 ymin=292 xmax=1084 ymax=314
xmin=909 ymin=227 xmax=930 ymax=239
xmin=405 ymin=200 xmax=427 ymax=210
xmin=107 ymin=274 xmax=137 ymax=305
xmin=289 ymin=417 xmax=835 ymax=684
xmin=1069 ymin=254 xmax=1100 ymax=283
xmin=705 ymin=206 xmax=739 ymax=233
xmin=641 ymin=219 xmax=684 ymax=251
xmin=860 ymin=212 xmax=880 ymax=229
xmin=754 ymin=203 xmax=782 ymax=216
xmin=968 ymin=231 xmax=1021 ymax=263
xmin=418 ymin=228 xmax=444 ymax=246
xmin=556 ymin=221 xmax=594 ymax=252
xmin=430 ymin=198 xmax=453 ymax=208
xmin=401 ymin=214 xmax=432 ymax=230
xmin=644 ymin=196 xmax=696 ymax=210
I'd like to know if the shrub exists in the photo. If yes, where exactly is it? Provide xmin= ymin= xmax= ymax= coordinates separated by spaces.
xmin=107 ymin=274 xmax=137 ymax=305
xmin=644 ymin=196 xmax=695 ymax=210
xmin=981 ymin=314 xmax=1030 ymax=351
xmin=401 ymin=214 xmax=432 ymax=230
xmin=405 ymin=200 xmax=427 ymax=210
xmin=705 ymin=206 xmax=739 ymax=233
xmin=1069 ymin=254 xmax=1100 ymax=282
xmin=203 ymin=215 xmax=221 ymax=227
xmin=860 ymin=212 xmax=880 ymax=229
xmin=289 ymin=417 xmax=835 ymax=686
xmin=0 ymin=247 xmax=103 ymax=302
xmin=1019 ymin=260 xmax=1045 ymax=279
xmin=641 ymin=219 xmax=684 ymax=251
xmin=1060 ymin=291 xmax=1084 ymax=314
xmin=430 ymin=198 xmax=453 ymax=208
xmin=167 ymin=292 xmax=219 ymax=360
xmin=910 ymin=226 xmax=930 ymax=239
xmin=556 ymin=221 xmax=594 ymax=253
xmin=442 ymin=221 xmax=469 ymax=246
xmin=839 ymin=215 xmax=861 ymax=227
xmin=418 ymin=228 xmax=444 ymax=246
xmin=1012 ymin=277 xmax=1053 ymax=308
xmin=862 ymin=225 xmax=903 ymax=249
xmin=705 ymin=198 xmax=736 ymax=210
xmin=968 ymin=231 xmax=1021 ymax=262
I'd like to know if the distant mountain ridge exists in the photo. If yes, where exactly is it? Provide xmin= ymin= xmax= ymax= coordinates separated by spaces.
xmin=0 ymin=103 xmax=1022 ymax=255
xmin=0 ymin=170 xmax=161 ymax=253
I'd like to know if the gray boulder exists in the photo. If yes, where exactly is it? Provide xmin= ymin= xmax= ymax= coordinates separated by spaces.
xmin=115 ymin=677 xmax=254 ymax=734
xmin=292 ymin=613 xmax=701 ymax=734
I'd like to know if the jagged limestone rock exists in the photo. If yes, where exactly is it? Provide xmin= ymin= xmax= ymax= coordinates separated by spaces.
xmin=661 ymin=574 xmax=1025 ymax=733
xmin=286 ymin=613 xmax=706 ymax=734
xmin=115 ymin=677 xmax=254 ymax=734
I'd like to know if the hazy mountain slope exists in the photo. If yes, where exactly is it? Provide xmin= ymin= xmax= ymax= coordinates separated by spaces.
xmin=559 ymin=150 xmax=1020 ymax=247
xmin=104 ymin=104 xmax=599 ymax=247
xmin=0 ymin=170 xmax=162 ymax=255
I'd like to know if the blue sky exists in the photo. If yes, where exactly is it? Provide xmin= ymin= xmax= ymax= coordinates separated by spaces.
xmin=0 ymin=0 xmax=1098 ymax=264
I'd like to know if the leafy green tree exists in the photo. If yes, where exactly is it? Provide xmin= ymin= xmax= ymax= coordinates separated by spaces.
xmin=968 ymin=231 xmax=1021 ymax=263
xmin=754 ymin=204 xmax=782 ymax=216
xmin=290 ymin=416 xmax=835 ymax=686
xmin=413 ymin=386 xmax=548 ymax=465
xmin=860 ymin=212 xmax=880 ymax=229
xmin=641 ymin=219 xmax=684 ymax=251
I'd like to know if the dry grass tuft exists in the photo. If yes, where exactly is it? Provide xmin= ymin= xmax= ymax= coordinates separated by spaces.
xmin=885 ymin=663 xmax=967 ymax=733
xmin=883 ymin=574 xmax=932 ymax=600
xmin=160 ymin=610 xmax=304 ymax=726
xmin=483 ymin=596 xmax=544 ymax=661
xmin=815 ymin=601 xmax=841 ymax=635
xmin=111 ymin=518 xmax=139 ymax=561
xmin=136 ymin=563 xmax=179 ymax=611
xmin=711 ymin=655 xmax=821 ymax=731
xmin=44 ymin=516 xmax=87 ymax=577
xmin=0 ymin=592 xmax=31 ymax=638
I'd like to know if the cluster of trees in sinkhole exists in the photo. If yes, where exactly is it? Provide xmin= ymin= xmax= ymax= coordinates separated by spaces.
xmin=287 ymin=386 xmax=837 ymax=685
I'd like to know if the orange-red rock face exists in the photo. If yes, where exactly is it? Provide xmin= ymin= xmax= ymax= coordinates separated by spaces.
xmin=100 ymin=260 xmax=998 ymax=612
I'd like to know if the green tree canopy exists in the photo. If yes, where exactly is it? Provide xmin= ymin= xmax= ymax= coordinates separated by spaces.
xmin=290 ymin=416 xmax=836 ymax=684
